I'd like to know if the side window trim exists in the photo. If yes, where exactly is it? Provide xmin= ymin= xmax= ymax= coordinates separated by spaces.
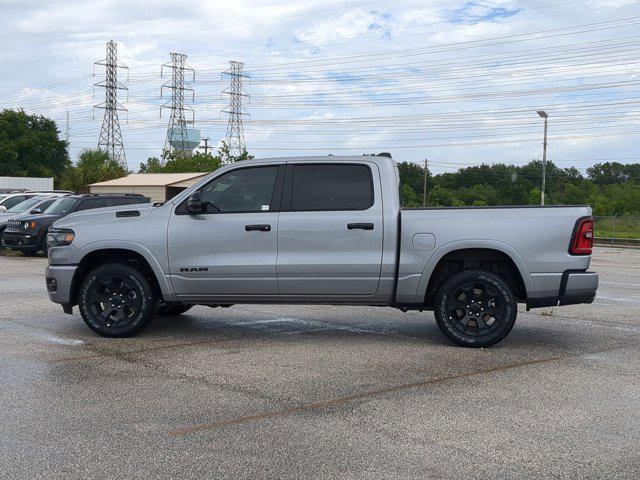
xmin=270 ymin=165 xmax=286 ymax=212
xmin=283 ymin=163 xmax=375 ymax=212
xmin=281 ymin=164 xmax=294 ymax=212
xmin=175 ymin=164 xmax=285 ymax=215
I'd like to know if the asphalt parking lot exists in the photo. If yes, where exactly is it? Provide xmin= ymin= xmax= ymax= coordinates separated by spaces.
xmin=1 ymin=247 xmax=639 ymax=479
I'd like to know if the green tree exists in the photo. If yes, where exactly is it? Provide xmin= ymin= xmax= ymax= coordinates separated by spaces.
xmin=62 ymin=149 xmax=128 ymax=193
xmin=528 ymin=187 xmax=541 ymax=205
xmin=139 ymin=152 xmax=222 ymax=174
xmin=397 ymin=156 xmax=640 ymax=216
xmin=400 ymin=184 xmax=421 ymax=207
xmin=428 ymin=185 xmax=455 ymax=206
xmin=455 ymin=184 xmax=498 ymax=206
xmin=217 ymin=141 xmax=254 ymax=163
xmin=397 ymin=161 xmax=428 ymax=202
xmin=0 ymin=109 xmax=70 ymax=185
xmin=587 ymin=194 xmax=611 ymax=216
xmin=138 ymin=141 xmax=249 ymax=174
xmin=138 ymin=157 xmax=163 ymax=173
xmin=587 ymin=162 xmax=640 ymax=185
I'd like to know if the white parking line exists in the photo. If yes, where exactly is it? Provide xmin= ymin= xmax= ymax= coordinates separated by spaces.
xmin=38 ymin=334 xmax=85 ymax=346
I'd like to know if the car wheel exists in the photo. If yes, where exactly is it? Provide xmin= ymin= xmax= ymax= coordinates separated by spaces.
xmin=434 ymin=269 xmax=517 ymax=348
xmin=156 ymin=302 xmax=193 ymax=316
xmin=79 ymin=263 xmax=155 ymax=337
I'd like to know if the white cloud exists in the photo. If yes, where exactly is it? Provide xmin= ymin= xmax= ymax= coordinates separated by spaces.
xmin=293 ymin=8 xmax=387 ymax=47
xmin=0 ymin=0 xmax=638 ymax=171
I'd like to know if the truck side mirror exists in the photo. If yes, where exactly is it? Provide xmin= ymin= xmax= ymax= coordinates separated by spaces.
xmin=30 ymin=208 xmax=42 ymax=215
xmin=0 ymin=206 xmax=6 ymax=212
xmin=186 ymin=191 xmax=203 ymax=214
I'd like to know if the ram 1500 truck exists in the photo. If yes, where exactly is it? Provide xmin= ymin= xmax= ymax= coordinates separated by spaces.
xmin=45 ymin=156 xmax=598 ymax=347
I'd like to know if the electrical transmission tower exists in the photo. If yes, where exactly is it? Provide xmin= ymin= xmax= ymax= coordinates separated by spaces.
xmin=161 ymin=52 xmax=195 ymax=159
xmin=222 ymin=60 xmax=249 ymax=162
xmin=93 ymin=40 xmax=129 ymax=169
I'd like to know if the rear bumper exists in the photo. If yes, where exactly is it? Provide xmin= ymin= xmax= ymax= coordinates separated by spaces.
xmin=527 ymin=270 xmax=598 ymax=309
xmin=45 ymin=264 xmax=77 ymax=309
xmin=560 ymin=270 xmax=598 ymax=305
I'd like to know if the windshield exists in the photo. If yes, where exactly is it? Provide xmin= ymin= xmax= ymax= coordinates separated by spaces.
xmin=44 ymin=197 xmax=78 ymax=215
xmin=6 ymin=196 xmax=47 ymax=213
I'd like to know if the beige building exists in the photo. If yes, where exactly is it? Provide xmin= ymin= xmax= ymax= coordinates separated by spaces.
xmin=89 ymin=173 xmax=209 ymax=203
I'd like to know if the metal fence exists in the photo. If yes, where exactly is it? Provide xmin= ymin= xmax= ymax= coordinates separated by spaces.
xmin=594 ymin=216 xmax=640 ymax=247
xmin=0 ymin=176 xmax=54 ymax=191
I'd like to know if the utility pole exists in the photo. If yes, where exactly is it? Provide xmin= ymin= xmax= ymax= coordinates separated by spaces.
xmin=161 ymin=52 xmax=195 ymax=160
xmin=423 ymin=158 xmax=428 ymax=207
xmin=537 ymin=110 xmax=549 ymax=206
xmin=65 ymin=111 xmax=70 ymax=143
xmin=222 ymin=60 xmax=250 ymax=163
xmin=94 ymin=40 xmax=129 ymax=169
xmin=201 ymin=137 xmax=211 ymax=155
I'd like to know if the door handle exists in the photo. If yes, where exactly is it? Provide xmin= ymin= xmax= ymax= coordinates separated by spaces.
xmin=245 ymin=224 xmax=271 ymax=232
xmin=347 ymin=223 xmax=374 ymax=230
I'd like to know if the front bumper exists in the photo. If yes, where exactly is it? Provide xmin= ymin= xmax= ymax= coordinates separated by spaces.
xmin=2 ymin=230 xmax=42 ymax=252
xmin=527 ymin=270 xmax=598 ymax=309
xmin=45 ymin=264 xmax=77 ymax=308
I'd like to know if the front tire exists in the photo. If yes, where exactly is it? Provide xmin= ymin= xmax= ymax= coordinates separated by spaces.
xmin=79 ymin=263 xmax=155 ymax=337
xmin=434 ymin=269 xmax=517 ymax=348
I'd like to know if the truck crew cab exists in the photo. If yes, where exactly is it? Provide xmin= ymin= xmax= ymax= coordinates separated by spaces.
xmin=44 ymin=156 xmax=598 ymax=347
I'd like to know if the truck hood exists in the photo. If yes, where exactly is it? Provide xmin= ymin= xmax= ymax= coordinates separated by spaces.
xmin=53 ymin=204 xmax=157 ymax=230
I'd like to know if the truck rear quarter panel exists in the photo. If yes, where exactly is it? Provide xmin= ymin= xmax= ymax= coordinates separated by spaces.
xmin=397 ymin=206 xmax=593 ymax=304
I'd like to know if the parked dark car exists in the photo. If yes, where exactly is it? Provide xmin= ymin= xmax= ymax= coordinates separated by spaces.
xmin=0 ymin=195 xmax=62 ymax=236
xmin=2 ymin=194 xmax=150 ymax=255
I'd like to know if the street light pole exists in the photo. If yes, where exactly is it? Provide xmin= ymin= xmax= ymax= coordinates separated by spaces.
xmin=423 ymin=158 xmax=428 ymax=207
xmin=537 ymin=110 xmax=549 ymax=206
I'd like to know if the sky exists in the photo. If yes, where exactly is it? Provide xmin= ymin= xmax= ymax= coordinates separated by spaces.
xmin=1 ymin=0 xmax=639 ymax=175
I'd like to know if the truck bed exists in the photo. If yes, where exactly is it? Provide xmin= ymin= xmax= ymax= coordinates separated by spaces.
xmin=395 ymin=205 xmax=593 ymax=304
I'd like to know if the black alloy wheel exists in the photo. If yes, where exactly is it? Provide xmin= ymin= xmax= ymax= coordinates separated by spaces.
xmin=79 ymin=263 xmax=155 ymax=337
xmin=434 ymin=269 xmax=517 ymax=347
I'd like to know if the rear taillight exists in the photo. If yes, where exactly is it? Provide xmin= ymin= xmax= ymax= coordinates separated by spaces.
xmin=570 ymin=217 xmax=593 ymax=255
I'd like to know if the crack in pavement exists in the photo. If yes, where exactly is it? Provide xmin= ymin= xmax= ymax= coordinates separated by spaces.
xmin=167 ymin=342 xmax=639 ymax=437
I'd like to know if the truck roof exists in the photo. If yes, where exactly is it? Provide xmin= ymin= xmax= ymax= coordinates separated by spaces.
xmin=246 ymin=155 xmax=395 ymax=164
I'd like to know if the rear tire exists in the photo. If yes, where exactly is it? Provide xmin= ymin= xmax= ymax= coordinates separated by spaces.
xmin=156 ymin=302 xmax=192 ymax=316
xmin=434 ymin=269 xmax=517 ymax=348
xmin=78 ymin=263 xmax=155 ymax=337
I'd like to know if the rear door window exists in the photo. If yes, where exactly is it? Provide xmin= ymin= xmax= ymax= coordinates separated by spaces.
xmin=37 ymin=199 xmax=57 ymax=211
xmin=290 ymin=164 xmax=373 ymax=211
xmin=2 ymin=195 xmax=27 ymax=210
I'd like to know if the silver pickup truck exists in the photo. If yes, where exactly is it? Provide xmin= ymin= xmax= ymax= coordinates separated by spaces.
xmin=45 ymin=155 xmax=598 ymax=347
